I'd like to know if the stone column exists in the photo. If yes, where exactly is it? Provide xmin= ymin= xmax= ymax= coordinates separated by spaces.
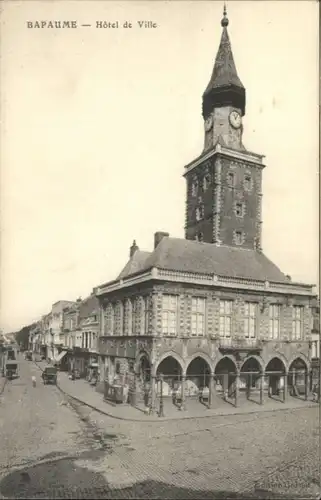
xmin=305 ymin=370 xmax=310 ymax=401
xmin=180 ymin=375 xmax=186 ymax=411
xmin=150 ymin=375 xmax=156 ymax=414
xmin=292 ymin=370 xmax=295 ymax=395
xmin=246 ymin=374 xmax=251 ymax=400
xmin=235 ymin=372 xmax=240 ymax=408
xmin=283 ymin=372 xmax=288 ymax=402
xmin=208 ymin=374 xmax=216 ymax=409
xmin=260 ymin=371 xmax=265 ymax=405
xmin=223 ymin=372 xmax=228 ymax=401
xmin=129 ymin=372 xmax=138 ymax=406
xmin=100 ymin=304 xmax=105 ymax=336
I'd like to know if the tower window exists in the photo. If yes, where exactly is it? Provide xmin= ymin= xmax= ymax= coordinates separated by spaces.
xmin=235 ymin=202 xmax=244 ymax=217
xmin=191 ymin=179 xmax=198 ymax=196
xmin=227 ymin=172 xmax=235 ymax=187
xmin=203 ymin=173 xmax=211 ymax=191
xmin=244 ymin=175 xmax=252 ymax=191
xmin=234 ymin=231 xmax=243 ymax=245
xmin=195 ymin=206 xmax=204 ymax=221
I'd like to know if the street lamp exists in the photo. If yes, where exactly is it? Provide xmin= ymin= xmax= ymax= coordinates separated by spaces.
xmin=158 ymin=373 xmax=164 ymax=418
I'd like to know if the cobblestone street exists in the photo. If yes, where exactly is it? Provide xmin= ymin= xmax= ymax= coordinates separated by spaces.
xmin=0 ymin=358 xmax=319 ymax=499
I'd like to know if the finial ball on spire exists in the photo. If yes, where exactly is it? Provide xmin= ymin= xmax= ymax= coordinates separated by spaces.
xmin=221 ymin=2 xmax=229 ymax=27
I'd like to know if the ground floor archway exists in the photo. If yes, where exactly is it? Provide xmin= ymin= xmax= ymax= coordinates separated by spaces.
xmin=288 ymin=357 xmax=308 ymax=398
xmin=214 ymin=357 xmax=237 ymax=399
xmin=156 ymin=356 xmax=183 ymax=397
xmin=240 ymin=357 xmax=263 ymax=401
xmin=185 ymin=356 xmax=212 ymax=398
xmin=138 ymin=354 xmax=151 ymax=383
xmin=265 ymin=357 xmax=286 ymax=398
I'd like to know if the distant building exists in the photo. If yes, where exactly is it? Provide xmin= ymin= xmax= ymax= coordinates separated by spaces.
xmin=61 ymin=295 xmax=99 ymax=376
xmin=310 ymin=301 xmax=320 ymax=387
xmin=95 ymin=8 xmax=317 ymax=410
xmin=29 ymin=322 xmax=41 ymax=354
xmin=49 ymin=300 xmax=76 ymax=361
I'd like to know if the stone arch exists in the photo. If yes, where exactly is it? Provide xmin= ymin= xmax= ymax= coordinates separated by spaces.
xmin=265 ymin=356 xmax=287 ymax=398
xmin=152 ymin=350 xmax=185 ymax=377
xmin=135 ymin=350 xmax=151 ymax=382
xmin=240 ymin=356 xmax=263 ymax=396
xmin=264 ymin=353 xmax=288 ymax=373
xmin=214 ymin=355 xmax=238 ymax=399
xmin=213 ymin=354 xmax=237 ymax=373
xmin=240 ymin=355 xmax=264 ymax=373
xmin=185 ymin=355 xmax=213 ymax=393
xmin=135 ymin=349 xmax=151 ymax=366
xmin=185 ymin=352 xmax=214 ymax=375
xmin=135 ymin=349 xmax=151 ymax=370
xmin=288 ymin=353 xmax=310 ymax=372
xmin=153 ymin=353 xmax=184 ymax=398
xmin=288 ymin=355 xmax=309 ymax=397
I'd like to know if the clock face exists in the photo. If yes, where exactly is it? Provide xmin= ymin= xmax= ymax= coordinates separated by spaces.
xmin=229 ymin=111 xmax=242 ymax=129
xmin=204 ymin=116 xmax=213 ymax=132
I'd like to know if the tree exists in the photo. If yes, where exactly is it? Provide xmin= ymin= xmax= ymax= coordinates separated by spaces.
xmin=15 ymin=324 xmax=35 ymax=351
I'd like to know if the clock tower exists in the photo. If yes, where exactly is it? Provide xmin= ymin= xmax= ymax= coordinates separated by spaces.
xmin=184 ymin=5 xmax=265 ymax=250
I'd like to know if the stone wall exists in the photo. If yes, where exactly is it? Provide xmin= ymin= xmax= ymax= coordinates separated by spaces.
xmin=97 ymin=282 xmax=313 ymax=379
xmin=218 ymin=156 xmax=262 ymax=249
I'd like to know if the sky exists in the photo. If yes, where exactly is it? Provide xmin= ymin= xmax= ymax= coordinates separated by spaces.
xmin=0 ymin=0 xmax=319 ymax=332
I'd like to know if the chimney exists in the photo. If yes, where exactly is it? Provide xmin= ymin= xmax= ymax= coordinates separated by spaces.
xmin=130 ymin=240 xmax=139 ymax=258
xmin=154 ymin=231 xmax=169 ymax=249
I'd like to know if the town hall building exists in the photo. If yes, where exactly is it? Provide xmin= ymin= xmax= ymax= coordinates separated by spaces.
xmin=95 ymin=7 xmax=317 ymax=412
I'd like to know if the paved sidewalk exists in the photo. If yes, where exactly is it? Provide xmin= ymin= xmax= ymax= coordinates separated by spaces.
xmin=34 ymin=360 xmax=317 ymax=422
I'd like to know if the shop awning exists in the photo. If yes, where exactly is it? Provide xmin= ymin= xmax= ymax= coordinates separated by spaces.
xmin=54 ymin=351 xmax=67 ymax=363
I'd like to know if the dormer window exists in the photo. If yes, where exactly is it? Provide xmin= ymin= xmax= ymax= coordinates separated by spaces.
xmin=227 ymin=172 xmax=235 ymax=187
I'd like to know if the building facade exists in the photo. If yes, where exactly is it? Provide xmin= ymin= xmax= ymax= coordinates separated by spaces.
xmin=95 ymin=8 xmax=317 ymax=412
xmin=310 ymin=301 xmax=320 ymax=387
xmin=61 ymin=295 xmax=99 ymax=376
xmin=50 ymin=300 xmax=75 ymax=360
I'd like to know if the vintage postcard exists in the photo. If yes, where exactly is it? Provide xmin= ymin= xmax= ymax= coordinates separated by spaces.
xmin=0 ymin=1 xmax=319 ymax=499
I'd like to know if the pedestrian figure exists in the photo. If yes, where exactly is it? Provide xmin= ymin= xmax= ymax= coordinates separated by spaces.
xmin=31 ymin=375 xmax=36 ymax=388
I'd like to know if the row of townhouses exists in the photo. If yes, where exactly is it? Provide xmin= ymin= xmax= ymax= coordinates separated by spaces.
xmin=28 ymin=8 xmax=320 ymax=411
xmin=29 ymin=295 xmax=99 ymax=377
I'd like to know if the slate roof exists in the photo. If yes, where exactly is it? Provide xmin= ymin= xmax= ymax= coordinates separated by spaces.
xmin=116 ymin=237 xmax=288 ymax=283
xmin=117 ymin=251 xmax=153 ymax=280
xmin=79 ymin=295 xmax=99 ymax=319
xmin=203 ymin=26 xmax=244 ymax=96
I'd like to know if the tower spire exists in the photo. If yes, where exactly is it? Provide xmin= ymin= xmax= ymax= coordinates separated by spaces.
xmin=202 ymin=4 xmax=246 ymax=118
xmin=221 ymin=2 xmax=228 ymax=27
